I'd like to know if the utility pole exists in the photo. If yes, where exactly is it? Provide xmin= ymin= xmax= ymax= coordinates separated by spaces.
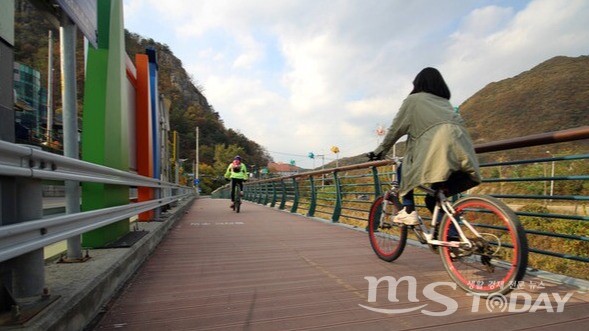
xmin=196 ymin=127 xmax=199 ymax=182
xmin=46 ymin=30 xmax=54 ymax=145
xmin=173 ymin=131 xmax=179 ymax=184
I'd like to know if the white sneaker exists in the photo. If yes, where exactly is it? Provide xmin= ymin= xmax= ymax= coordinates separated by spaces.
xmin=393 ymin=208 xmax=419 ymax=225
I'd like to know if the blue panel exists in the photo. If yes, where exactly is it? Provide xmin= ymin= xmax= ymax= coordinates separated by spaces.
xmin=146 ymin=48 xmax=160 ymax=179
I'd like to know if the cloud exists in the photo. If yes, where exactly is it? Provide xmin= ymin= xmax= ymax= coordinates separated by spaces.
xmin=442 ymin=0 xmax=589 ymax=104
xmin=124 ymin=0 xmax=589 ymax=168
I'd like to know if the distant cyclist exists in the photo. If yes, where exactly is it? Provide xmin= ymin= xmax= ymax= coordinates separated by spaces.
xmin=224 ymin=155 xmax=249 ymax=208
xmin=369 ymin=67 xmax=481 ymax=225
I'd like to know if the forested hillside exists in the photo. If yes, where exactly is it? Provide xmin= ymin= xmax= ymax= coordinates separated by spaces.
xmin=459 ymin=55 xmax=589 ymax=144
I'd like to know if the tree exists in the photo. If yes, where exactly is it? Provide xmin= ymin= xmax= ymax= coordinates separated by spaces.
xmin=214 ymin=144 xmax=246 ymax=177
xmin=197 ymin=163 xmax=218 ymax=194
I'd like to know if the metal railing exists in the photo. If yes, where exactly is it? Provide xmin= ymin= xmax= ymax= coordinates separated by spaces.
xmin=0 ymin=140 xmax=194 ymax=299
xmin=212 ymin=126 xmax=589 ymax=277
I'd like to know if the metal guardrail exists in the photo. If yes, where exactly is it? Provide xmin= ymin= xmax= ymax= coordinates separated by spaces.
xmin=0 ymin=194 xmax=186 ymax=263
xmin=212 ymin=126 xmax=589 ymax=272
xmin=0 ymin=141 xmax=179 ymax=188
xmin=0 ymin=140 xmax=194 ymax=264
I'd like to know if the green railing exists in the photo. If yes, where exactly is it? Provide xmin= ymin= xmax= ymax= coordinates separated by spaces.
xmin=212 ymin=126 xmax=589 ymax=279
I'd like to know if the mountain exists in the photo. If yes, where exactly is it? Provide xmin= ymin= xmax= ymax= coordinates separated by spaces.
xmin=459 ymin=55 xmax=589 ymax=144
xmin=325 ymin=55 xmax=589 ymax=169
xmin=123 ymin=31 xmax=272 ymax=170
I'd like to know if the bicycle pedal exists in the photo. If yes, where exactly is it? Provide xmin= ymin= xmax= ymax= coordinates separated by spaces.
xmin=481 ymin=255 xmax=495 ymax=273
xmin=449 ymin=247 xmax=462 ymax=259
xmin=380 ymin=221 xmax=394 ymax=229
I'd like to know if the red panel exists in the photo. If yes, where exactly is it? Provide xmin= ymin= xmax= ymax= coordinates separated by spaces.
xmin=135 ymin=54 xmax=154 ymax=221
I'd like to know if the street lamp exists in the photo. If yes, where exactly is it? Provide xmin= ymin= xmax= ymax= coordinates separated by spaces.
xmin=331 ymin=146 xmax=340 ymax=167
xmin=308 ymin=152 xmax=325 ymax=186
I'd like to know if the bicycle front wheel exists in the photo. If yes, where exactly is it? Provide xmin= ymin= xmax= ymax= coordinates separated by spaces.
xmin=368 ymin=196 xmax=407 ymax=262
xmin=438 ymin=195 xmax=528 ymax=296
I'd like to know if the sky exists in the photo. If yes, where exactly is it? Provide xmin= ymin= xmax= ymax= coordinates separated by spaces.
xmin=123 ymin=0 xmax=589 ymax=169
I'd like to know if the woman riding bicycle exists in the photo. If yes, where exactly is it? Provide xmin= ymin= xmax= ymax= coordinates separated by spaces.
xmin=370 ymin=67 xmax=481 ymax=225
xmin=224 ymin=155 xmax=249 ymax=208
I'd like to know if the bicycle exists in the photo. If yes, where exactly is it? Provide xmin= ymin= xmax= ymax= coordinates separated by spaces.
xmin=231 ymin=178 xmax=242 ymax=213
xmin=367 ymin=156 xmax=528 ymax=297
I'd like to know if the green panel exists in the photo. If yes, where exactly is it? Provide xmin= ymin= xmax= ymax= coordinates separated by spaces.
xmin=81 ymin=48 xmax=107 ymax=162
xmin=81 ymin=0 xmax=130 ymax=248
xmin=104 ymin=0 xmax=129 ymax=170
xmin=96 ymin=0 xmax=111 ymax=49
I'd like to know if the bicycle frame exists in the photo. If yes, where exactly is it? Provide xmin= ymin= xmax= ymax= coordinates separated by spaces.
xmin=231 ymin=178 xmax=242 ymax=213
xmin=414 ymin=185 xmax=480 ymax=249
xmin=383 ymin=157 xmax=483 ymax=249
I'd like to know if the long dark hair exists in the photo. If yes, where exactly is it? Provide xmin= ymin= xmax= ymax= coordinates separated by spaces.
xmin=410 ymin=67 xmax=451 ymax=100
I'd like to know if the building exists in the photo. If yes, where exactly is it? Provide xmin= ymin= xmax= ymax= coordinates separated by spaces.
xmin=13 ymin=61 xmax=62 ymax=149
xmin=267 ymin=162 xmax=302 ymax=177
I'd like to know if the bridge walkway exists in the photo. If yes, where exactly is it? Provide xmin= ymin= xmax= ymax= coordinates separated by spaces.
xmin=92 ymin=197 xmax=589 ymax=330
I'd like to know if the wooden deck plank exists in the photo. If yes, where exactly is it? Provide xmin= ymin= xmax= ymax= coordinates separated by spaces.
xmin=93 ymin=198 xmax=589 ymax=330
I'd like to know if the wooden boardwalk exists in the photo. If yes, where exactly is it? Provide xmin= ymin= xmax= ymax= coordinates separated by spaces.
xmin=93 ymin=198 xmax=589 ymax=330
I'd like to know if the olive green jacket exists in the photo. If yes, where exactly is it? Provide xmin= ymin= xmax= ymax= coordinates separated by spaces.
xmin=374 ymin=92 xmax=481 ymax=197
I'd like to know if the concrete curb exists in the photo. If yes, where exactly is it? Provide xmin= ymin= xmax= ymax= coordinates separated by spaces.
xmin=17 ymin=197 xmax=195 ymax=331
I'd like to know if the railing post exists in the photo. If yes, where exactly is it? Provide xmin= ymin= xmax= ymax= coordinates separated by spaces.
xmin=248 ymin=182 xmax=254 ymax=202
xmin=307 ymin=176 xmax=317 ymax=217
xmin=279 ymin=179 xmax=287 ymax=210
xmin=250 ymin=183 xmax=255 ymax=203
xmin=262 ymin=182 xmax=269 ymax=205
xmin=60 ymin=15 xmax=83 ymax=260
xmin=244 ymin=183 xmax=250 ymax=201
xmin=2 ymin=177 xmax=45 ymax=299
xmin=256 ymin=182 xmax=263 ymax=204
xmin=291 ymin=178 xmax=299 ymax=213
xmin=332 ymin=171 xmax=342 ymax=222
xmin=251 ymin=182 xmax=256 ymax=202
xmin=251 ymin=183 xmax=256 ymax=202
xmin=270 ymin=182 xmax=277 ymax=207
xmin=371 ymin=165 xmax=381 ymax=198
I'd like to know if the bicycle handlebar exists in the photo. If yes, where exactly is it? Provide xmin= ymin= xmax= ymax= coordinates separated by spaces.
xmin=367 ymin=152 xmax=403 ymax=165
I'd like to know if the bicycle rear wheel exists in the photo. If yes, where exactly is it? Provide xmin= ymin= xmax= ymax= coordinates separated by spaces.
xmin=368 ymin=196 xmax=407 ymax=262
xmin=438 ymin=195 xmax=528 ymax=296
xmin=234 ymin=187 xmax=241 ymax=213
